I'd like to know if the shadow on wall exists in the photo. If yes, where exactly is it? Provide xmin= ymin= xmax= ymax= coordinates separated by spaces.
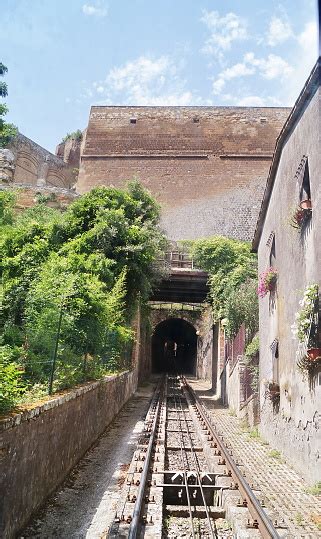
xmin=152 ymin=318 xmax=197 ymax=374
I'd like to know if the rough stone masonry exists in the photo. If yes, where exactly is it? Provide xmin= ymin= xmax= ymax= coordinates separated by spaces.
xmin=77 ymin=106 xmax=290 ymax=241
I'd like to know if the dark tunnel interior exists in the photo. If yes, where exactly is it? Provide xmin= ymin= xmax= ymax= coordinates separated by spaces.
xmin=152 ymin=318 xmax=197 ymax=374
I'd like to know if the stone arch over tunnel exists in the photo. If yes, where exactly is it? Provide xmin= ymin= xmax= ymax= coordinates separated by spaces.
xmin=152 ymin=318 xmax=197 ymax=374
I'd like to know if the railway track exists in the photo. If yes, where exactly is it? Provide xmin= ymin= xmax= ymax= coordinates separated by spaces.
xmin=107 ymin=375 xmax=284 ymax=538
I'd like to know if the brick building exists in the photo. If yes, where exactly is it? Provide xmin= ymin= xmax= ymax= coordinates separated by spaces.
xmin=77 ymin=106 xmax=290 ymax=241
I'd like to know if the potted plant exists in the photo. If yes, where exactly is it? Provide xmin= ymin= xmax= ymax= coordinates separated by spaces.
xmin=257 ymin=268 xmax=277 ymax=298
xmin=299 ymin=199 xmax=312 ymax=210
xmin=306 ymin=347 xmax=321 ymax=361
xmin=292 ymin=284 xmax=320 ymax=362
xmin=290 ymin=206 xmax=311 ymax=229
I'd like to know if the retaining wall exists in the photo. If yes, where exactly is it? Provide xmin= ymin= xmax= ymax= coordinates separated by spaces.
xmin=0 ymin=370 xmax=137 ymax=538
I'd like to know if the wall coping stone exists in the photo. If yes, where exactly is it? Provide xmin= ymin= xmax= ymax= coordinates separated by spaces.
xmin=0 ymin=370 xmax=131 ymax=433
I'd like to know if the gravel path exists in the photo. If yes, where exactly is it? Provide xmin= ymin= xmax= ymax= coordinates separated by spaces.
xmin=20 ymin=384 xmax=154 ymax=539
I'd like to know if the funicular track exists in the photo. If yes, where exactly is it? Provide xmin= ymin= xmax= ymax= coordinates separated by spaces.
xmin=107 ymin=376 xmax=282 ymax=538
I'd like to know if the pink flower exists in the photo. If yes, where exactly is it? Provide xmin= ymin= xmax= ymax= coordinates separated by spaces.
xmin=257 ymin=268 xmax=277 ymax=298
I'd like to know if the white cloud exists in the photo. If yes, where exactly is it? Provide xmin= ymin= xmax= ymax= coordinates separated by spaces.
xmin=282 ymin=20 xmax=318 ymax=104
xmin=244 ymin=52 xmax=293 ymax=79
xmin=212 ymin=52 xmax=292 ymax=95
xmin=201 ymin=10 xmax=247 ymax=59
xmin=90 ymin=55 xmax=204 ymax=106
xmin=82 ymin=2 xmax=108 ymax=17
xmin=222 ymin=93 xmax=281 ymax=107
xmin=267 ymin=16 xmax=293 ymax=46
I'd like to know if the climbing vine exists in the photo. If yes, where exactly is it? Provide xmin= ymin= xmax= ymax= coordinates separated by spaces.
xmin=186 ymin=236 xmax=258 ymax=336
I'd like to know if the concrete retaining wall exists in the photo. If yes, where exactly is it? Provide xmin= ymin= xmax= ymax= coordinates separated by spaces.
xmin=0 ymin=370 xmax=137 ymax=538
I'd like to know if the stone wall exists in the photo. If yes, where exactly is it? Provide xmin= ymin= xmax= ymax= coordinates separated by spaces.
xmin=0 ymin=371 xmax=138 ymax=538
xmin=196 ymin=307 xmax=215 ymax=381
xmin=56 ymin=134 xmax=83 ymax=171
xmin=0 ymin=183 xmax=78 ymax=212
xmin=256 ymin=84 xmax=321 ymax=483
xmin=7 ymin=133 xmax=74 ymax=189
xmin=77 ymin=106 xmax=290 ymax=241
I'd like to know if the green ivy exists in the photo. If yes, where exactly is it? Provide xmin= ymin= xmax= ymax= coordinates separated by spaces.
xmin=187 ymin=236 xmax=258 ymax=333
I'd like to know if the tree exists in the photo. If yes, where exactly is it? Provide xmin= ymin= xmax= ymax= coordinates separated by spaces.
xmin=0 ymin=62 xmax=17 ymax=148
xmin=1 ymin=182 xmax=166 ymax=405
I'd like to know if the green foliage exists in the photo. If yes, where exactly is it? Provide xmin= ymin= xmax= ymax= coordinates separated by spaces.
xmin=0 ymin=190 xmax=16 ymax=225
xmin=189 ymin=236 xmax=257 ymax=324
xmin=0 ymin=62 xmax=18 ymax=148
xmin=305 ymin=482 xmax=321 ymax=496
xmin=0 ymin=345 xmax=26 ymax=413
xmin=245 ymin=335 xmax=259 ymax=358
xmin=244 ymin=335 xmax=259 ymax=392
xmin=1 ymin=182 xmax=165 ymax=411
xmin=61 ymin=129 xmax=82 ymax=143
xmin=268 ymin=449 xmax=282 ymax=460
xmin=0 ymin=63 xmax=8 ymax=76
xmin=225 ymin=279 xmax=258 ymax=338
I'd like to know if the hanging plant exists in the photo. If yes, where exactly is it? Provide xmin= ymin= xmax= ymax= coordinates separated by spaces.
xmin=257 ymin=268 xmax=277 ymax=298
xmin=289 ymin=206 xmax=311 ymax=229
xmin=291 ymin=284 xmax=318 ymax=343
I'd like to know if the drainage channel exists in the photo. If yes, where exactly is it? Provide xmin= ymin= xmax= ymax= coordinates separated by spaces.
xmin=106 ymin=375 xmax=284 ymax=538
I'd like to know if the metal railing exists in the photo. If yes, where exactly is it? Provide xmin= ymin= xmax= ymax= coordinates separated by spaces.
xmin=157 ymin=250 xmax=196 ymax=270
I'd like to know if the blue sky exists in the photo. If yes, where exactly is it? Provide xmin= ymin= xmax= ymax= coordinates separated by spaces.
xmin=1 ymin=0 xmax=318 ymax=152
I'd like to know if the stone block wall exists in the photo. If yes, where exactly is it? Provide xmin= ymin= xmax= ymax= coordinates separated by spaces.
xmin=0 ymin=371 xmax=137 ymax=538
xmin=257 ymin=84 xmax=321 ymax=483
xmin=0 ymin=184 xmax=78 ymax=212
xmin=7 ymin=133 xmax=75 ymax=189
xmin=77 ymin=106 xmax=290 ymax=240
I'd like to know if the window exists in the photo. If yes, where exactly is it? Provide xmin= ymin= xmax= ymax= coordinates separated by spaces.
xmin=269 ymin=235 xmax=276 ymax=267
xmin=270 ymin=339 xmax=279 ymax=383
xmin=300 ymin=158 xmax=311 ymax=203
xmin=130 ymin=118 xmax=137 ymax=124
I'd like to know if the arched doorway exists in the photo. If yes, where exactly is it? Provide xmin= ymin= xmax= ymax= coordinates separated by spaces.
xmin=152 ymin=318 xmax=197 ymax=374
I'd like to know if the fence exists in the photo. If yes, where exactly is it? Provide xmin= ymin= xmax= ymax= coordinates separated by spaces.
xmin=157 ymin=250 xmax=196 ymax=270
xmin=226 ymin=323 xmax=246 ymax=372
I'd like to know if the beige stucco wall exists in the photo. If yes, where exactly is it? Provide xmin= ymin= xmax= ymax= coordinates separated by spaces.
xmin=257 ymin=87 xmax=321 ymax=483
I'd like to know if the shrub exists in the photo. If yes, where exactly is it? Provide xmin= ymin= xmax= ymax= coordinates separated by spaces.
xmin=0 ymin=345 xmax=26 ymax=413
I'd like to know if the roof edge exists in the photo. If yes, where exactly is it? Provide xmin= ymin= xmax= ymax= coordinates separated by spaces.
xmin=252 ymin=57 xmax=321 ymax=252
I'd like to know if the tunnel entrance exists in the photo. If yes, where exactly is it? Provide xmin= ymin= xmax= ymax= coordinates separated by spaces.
xmin=152 ymin=318 xmax=197 ymax=374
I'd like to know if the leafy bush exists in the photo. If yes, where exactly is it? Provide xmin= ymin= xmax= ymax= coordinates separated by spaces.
xmin=188 ymin=236 xmax=257 ymax=326
xmin=245 ymin=335 xmax=259 ymax=358
xmin=61 ymin=129 xmax=82 ymax=143
xmin=0 ymin=345 xmax=26 ymax=413
xmin=244 ymin=335 xmax=259 ymax=392
xmin=225 ymin=279 xmax=258 ymax=338
xmin=1 ymin=181 xmax=165 ymax=411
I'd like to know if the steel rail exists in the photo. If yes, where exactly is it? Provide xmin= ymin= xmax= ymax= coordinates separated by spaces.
xmin=127 ymin=377 xmax=164 ymax=539
xmin=182 ymin=377 xmax=281 ymax=539
xmin=177 ymin=380 xmax=217 ymax=538
xmin=169 ymin=376 xmax=196 ymax=538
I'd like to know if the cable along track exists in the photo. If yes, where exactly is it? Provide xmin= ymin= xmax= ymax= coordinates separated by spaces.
xmin=107 ymin=375 xmax=282 ymax=538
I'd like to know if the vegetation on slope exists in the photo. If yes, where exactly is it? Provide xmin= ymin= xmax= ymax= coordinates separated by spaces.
xmin=0 ymin=182 xmax=166 ymax=413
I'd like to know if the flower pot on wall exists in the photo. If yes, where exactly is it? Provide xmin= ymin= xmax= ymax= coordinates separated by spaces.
xmin=299 ymin=199 xmax=312 ymax=210
xmin=307 ymin=348 xmax=321 ymax=361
